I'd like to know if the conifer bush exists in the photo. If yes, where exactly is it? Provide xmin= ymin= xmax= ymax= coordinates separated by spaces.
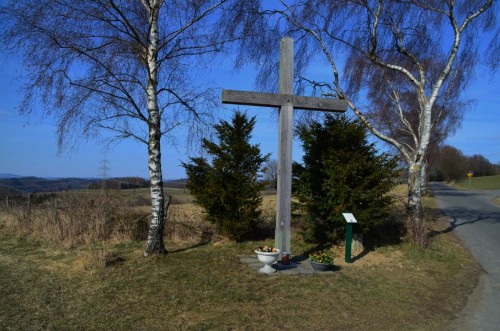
xmin=294 ymin=114 xmax=399 ymax=244
xmin=183 ymin=111 xmax=269 ymax=241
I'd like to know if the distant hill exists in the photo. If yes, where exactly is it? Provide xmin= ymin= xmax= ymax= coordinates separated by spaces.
xmin=0 ymin=176 xmax=185 ymax=195
xmin=0 ymin=174 xmax=25 ymax=179
xmin=0 ymin=177 xmax=99 ymax=195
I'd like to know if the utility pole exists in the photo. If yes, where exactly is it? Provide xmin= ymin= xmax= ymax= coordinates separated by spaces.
xmin=99 ymin=153 xmax=111 ymax=189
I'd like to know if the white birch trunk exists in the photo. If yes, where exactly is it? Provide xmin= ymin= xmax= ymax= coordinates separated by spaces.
xmin=144 ymin=1 xmax=166 ymax=256
xmin=406 ymin=100 xmax=431 ymax=246
xmin=406 ymin=157 xmax=428 ymax=246
xmin=407 ymin=160 xmax=423 ymax=219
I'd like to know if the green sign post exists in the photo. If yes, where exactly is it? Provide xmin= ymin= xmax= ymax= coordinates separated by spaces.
xmin=342 ymin=213 xmax=358 ymax=263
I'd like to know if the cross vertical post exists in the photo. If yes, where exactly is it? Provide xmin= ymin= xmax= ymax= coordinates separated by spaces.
xmin=276 ymin=38 xmax=294 ymax=254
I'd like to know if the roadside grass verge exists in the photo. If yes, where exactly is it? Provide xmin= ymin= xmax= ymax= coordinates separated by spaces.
xmin=0 ymin=226 xmax=480 ymax=330
xmin=450 ymin=175 xmax=500 ymax=190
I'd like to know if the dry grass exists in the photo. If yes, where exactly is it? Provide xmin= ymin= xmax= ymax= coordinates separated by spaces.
xmin=0 ymin=189 xmax=212 ymax=268
xmin=165 ymin=204 xmax=214 ymax=243
xmin=0 ymin=185 xmax=482 ymax=329
xmin=0 ymin=229 xmax=480 ymax=330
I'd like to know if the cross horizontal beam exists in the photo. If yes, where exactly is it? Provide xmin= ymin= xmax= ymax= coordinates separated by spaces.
xmin=222 ymin=90 xmax=348 ymax=112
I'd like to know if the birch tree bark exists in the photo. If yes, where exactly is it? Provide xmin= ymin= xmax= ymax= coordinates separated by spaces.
xmin=143 ymin=0 xmax=166 ymax=255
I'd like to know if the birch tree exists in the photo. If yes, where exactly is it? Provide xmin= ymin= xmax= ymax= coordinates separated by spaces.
xmin=240 ymin=0 xmax=497 ymax=246
xmin=0 ymin=0 xmax=258 ymax=255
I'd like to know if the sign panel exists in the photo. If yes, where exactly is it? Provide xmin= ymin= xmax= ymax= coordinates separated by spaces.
xmin=342 ymin=213 xmax=358 ymax=224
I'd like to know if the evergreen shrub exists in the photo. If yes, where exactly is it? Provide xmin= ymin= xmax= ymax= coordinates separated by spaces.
xmin=294 ymin=114 xmax=399 ymax=244
xmin=183 ymin=111 xmax=269 ymax=241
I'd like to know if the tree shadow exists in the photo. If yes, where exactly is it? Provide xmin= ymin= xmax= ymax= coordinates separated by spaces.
xmin=168 ymin=231 xmax=214 ymax=254
xmin=428 ymin=182 xmax=500 ymax=238
xmin=168 ymin=241 xmax=210 ymax=254
xmin=350 ymin=248 xmax=370 ymax=263
xmin=429 ymin=207 xmax=500 ymax=238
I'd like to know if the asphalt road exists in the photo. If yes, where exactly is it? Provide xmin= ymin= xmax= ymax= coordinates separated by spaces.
xmin=431 ymin=182 xmax=500 ymax=330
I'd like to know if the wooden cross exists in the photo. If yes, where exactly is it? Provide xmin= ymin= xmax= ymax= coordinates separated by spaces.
xmin=222 ymin=38 xmax=347 ymax=254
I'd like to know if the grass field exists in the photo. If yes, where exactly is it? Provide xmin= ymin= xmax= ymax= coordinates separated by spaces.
xmin=119 ymin=187 xmax=195 ymax=205
xmin=0 ymin=229 xmax=480 ymax=330
xmin=0 ymin=186 xmax=482 ymax=330
xmin=451 ymin=174 xmax=500 ymax=190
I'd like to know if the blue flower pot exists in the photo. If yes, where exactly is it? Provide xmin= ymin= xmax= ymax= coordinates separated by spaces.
xmin=310 ymin=260 xmax=332 ymax=271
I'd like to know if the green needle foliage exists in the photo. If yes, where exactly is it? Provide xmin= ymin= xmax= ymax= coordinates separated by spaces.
xmin=183 ymin=111 xmax=269 ymax=241
xmin=294 ymin=114 xmax=399 ymax=244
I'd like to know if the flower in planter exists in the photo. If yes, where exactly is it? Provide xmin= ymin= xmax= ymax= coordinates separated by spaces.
xmin=309 ymin=251 xmax=334 ymax=264
xmin=256 ymin=245 xmax=278 ymax=253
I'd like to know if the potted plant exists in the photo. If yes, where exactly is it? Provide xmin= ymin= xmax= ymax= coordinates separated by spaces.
xmin=255 ymin=245 xmax=281 ymax=274
xmin=309 ymin=251 xmax=334 ymax=271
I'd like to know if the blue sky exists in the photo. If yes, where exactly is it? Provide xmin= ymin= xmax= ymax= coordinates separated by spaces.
xmin=0 ymin=51 xmax=286 ymax=179
xmin=1 ymin=33 xmax=498 ymax=180
xmin=444 ymin=68 xmax=499 ymax=162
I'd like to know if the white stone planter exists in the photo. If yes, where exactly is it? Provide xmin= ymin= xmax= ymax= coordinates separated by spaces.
xmin=255 ymin=249 xmax=281 ymax=274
